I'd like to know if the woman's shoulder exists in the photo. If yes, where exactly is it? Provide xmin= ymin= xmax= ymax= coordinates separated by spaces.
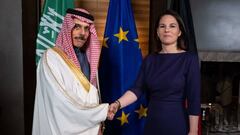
xmin=184 ymin=51 xmax=199 ymax=60
xmin=183 ymin=51 xmax=200 ymax=68
xmin=185 ymin=51 xmax=197 ymax=56
xmin=143 ymin=52 xmax=159 ymax=61
xmin=139 ymin=53 xmax=158 ymax=68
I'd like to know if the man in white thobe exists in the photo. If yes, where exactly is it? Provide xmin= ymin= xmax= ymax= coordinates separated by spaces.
xmin=32 ymin=8 xmax=109 ymax=135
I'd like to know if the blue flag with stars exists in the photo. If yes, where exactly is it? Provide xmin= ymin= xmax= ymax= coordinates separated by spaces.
xmin=99 ymin=0 xmax=147 ymax=135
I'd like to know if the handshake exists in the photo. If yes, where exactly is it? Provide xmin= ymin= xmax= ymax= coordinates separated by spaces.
xmin=107 ymin=100 xmax=121 ymax=120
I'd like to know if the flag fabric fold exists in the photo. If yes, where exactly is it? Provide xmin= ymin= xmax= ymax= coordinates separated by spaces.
xmin=36 ymin=0 xmax=74 ymax=64
xmin=99 ymin=0 xmax=146 ymax=134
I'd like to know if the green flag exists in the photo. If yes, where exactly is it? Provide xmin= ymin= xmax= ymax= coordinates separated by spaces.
xmin=36 ymin=0 xmax=74 ymax=64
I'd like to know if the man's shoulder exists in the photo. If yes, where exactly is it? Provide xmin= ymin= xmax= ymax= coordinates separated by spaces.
xmin=43 ymin=47 xmax=62 ymax=61
xmin=41 ymin=47 xmax=54 ymax=56
xmin=46 ymin=47 xmax=56 ymax=53
xmin=45 ymin=47 xmax=62 ymax=56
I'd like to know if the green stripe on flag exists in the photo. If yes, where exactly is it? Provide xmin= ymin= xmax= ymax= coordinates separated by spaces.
xmin=36 ymin=0 xmax=74 ymax=65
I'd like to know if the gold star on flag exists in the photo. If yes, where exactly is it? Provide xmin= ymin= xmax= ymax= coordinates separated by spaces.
xmin=102 ymin=37 xmax=109 ymax=48
xmin=114 ymin=27 xmax=129 ymax=43
xmin=135 ymin=105 xmax=148 ymax=119
xmin=117 ymin=111 xmax=130 ymax=126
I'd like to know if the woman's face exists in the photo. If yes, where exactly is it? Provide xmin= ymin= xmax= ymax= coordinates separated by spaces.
xmin=157 ymin=15 xmax=181 ymax=46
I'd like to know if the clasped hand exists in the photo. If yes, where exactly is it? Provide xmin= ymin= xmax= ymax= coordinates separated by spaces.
xmin=107 ymin=101 xmax=120 ymax=120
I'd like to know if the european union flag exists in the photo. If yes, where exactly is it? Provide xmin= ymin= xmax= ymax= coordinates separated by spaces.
xmin=99 ymin=0 xmax=146 ymax=135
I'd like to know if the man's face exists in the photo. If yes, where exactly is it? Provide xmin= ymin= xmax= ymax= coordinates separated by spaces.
xmin=72 ymin=18 xmax=90 ymax=48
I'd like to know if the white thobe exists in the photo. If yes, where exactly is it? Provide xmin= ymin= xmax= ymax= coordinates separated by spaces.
xmin=32 ymin=47 xmax=109 ymax=135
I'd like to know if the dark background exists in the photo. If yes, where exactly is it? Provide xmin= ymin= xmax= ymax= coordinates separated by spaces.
xmin=0 ymin=0 xmax=240 ymax=134
xmin=0 ymin=0 xmax=38 ymax=135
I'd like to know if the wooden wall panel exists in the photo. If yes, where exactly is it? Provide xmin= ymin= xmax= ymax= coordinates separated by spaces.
xmin=41 ymin=0 xmax=149 ymax=57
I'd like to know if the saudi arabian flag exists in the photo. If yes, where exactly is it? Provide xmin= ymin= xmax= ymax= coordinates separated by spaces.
xmin=36 ymin=0 xmax=74 ymax=65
